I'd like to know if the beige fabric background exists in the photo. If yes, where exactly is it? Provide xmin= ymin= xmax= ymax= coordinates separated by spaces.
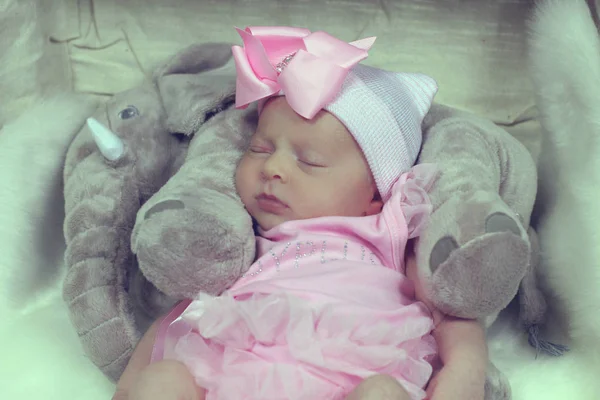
xmin=0 ymin=0 xmax=70 ymax=124
xmin=1 ymin=0 xmax=542 ymax=156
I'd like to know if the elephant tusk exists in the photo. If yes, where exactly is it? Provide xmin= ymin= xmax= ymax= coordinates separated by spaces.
xmin=87 ymin=117 xmax=125 ymax=161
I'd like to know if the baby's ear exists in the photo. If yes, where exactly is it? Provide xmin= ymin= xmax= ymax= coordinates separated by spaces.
xmin=365 ymin=192 xmax=383 ymax=216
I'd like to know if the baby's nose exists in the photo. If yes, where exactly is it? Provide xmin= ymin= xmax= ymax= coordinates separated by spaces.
xmin=263 ymin=153 xmax=287 ymax=181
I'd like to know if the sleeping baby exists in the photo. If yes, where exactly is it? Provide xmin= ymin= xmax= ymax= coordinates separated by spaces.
xmin=113 ymin=26 xmax=488 ymax=400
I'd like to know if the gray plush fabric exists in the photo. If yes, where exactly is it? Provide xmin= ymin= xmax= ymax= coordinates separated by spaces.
xmin=417 ymin=104 xmax=538 ymax=321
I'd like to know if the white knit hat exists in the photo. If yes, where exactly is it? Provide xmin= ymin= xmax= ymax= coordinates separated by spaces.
xmin=324 ymin=64 xmax=438 ymax=202
xmin=257 ymin=64 xmax=437 ymax=202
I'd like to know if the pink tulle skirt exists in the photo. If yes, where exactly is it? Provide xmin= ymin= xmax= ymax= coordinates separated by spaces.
xmin=155 ymin=289 xmax=436 ymax=400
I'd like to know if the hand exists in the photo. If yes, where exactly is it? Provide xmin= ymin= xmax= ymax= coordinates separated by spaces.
xmin=404 ymin=242 xmax=445 ymax=326
xmin=405 ymin=242 xmax=488 ymax=400
xmin=346 ymin=375 xmax=411 ymax=400
xmin=113 ymin=360 xmax=205 ymax=400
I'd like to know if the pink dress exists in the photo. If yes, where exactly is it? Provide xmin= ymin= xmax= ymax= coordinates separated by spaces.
xmin=152 ymin=165 xmax=438 ymax=400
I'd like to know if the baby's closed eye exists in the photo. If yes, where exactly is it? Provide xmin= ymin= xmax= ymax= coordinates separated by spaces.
xmin=249 ymin=145 xmax=271 ymax=154
xmin=298 ymin=151 xmax=327 ymax=168
xmin=248 ymin=137 xmax=273 ymax=154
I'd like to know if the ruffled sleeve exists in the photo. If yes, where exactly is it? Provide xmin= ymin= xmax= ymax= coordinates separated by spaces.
xmin=387 ymin=163 xmax=438 ymax=239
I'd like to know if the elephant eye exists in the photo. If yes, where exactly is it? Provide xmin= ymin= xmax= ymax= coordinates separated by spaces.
xmin=118 ymin=105 xmax=140 ymax=120
xmin=204 ymin=97 xmax=235 ymax=122
xmin=204 ymin=105 xmax=224 ymax=122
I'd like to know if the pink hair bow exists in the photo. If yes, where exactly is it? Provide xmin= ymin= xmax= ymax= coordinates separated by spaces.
xmin=232 ymin=26 xmax=376 ymax=119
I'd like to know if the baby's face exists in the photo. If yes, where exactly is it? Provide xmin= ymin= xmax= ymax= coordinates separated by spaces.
xmin=236 ymin=97 xmax=382 ymax=231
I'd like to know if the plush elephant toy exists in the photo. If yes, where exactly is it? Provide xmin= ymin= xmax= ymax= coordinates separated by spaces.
xmin=62 ymin=42 xmax=256 ymax=380
xmin=63 ymin=42 xmax=552 ymax=399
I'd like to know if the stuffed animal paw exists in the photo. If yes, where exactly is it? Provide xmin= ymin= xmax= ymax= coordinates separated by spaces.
xmin=425 ymin=190 xmax=530 ymax=318
xmin=133 ymin=187 xmax=255 ymax=300
xmin=130 ymin=91 xmax=258 ymax=300
xmin=416 ymin=104 xmax=537 ymax=321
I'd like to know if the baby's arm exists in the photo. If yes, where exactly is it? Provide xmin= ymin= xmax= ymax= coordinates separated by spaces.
xmin=404 ymin=249 xmax=487 ymax=400
xmin=427 ymin=316 xmax=488 ymax=400
xmin=112 ymin=317 xmax=205 ymax=400
xmin=113 ymin=318 xmax=160 ymax=398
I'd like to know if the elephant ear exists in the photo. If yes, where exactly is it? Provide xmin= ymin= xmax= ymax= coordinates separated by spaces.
xmin=155 ymin=42 xmax=237 ymax=136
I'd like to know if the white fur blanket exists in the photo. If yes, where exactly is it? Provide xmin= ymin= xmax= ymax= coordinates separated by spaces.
xmin=1 ymin=0 xmax=599 ymax=398
xmin=531 ymin=0 xmax=600 ymax=380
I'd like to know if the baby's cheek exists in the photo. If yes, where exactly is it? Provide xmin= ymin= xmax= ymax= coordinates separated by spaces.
xmin=303 ymin=185 xmax=349 ymax=217
xmin=235 ymin=162 xmax=254 ymax=201
xmin=335 ymin=180 xmax=370 ymax=211
xmin=234 ymin=171 xmax=244 ymax=198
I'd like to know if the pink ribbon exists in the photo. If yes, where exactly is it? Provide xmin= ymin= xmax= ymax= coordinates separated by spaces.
xmin=150 ymin=299 xmax=192 ymax=363
xmin=232 ymin=26 xmax=376 ymax=119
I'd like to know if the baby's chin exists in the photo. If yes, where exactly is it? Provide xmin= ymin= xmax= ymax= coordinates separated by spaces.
xmin=252 ymin=213 xmax=290 ymax=232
